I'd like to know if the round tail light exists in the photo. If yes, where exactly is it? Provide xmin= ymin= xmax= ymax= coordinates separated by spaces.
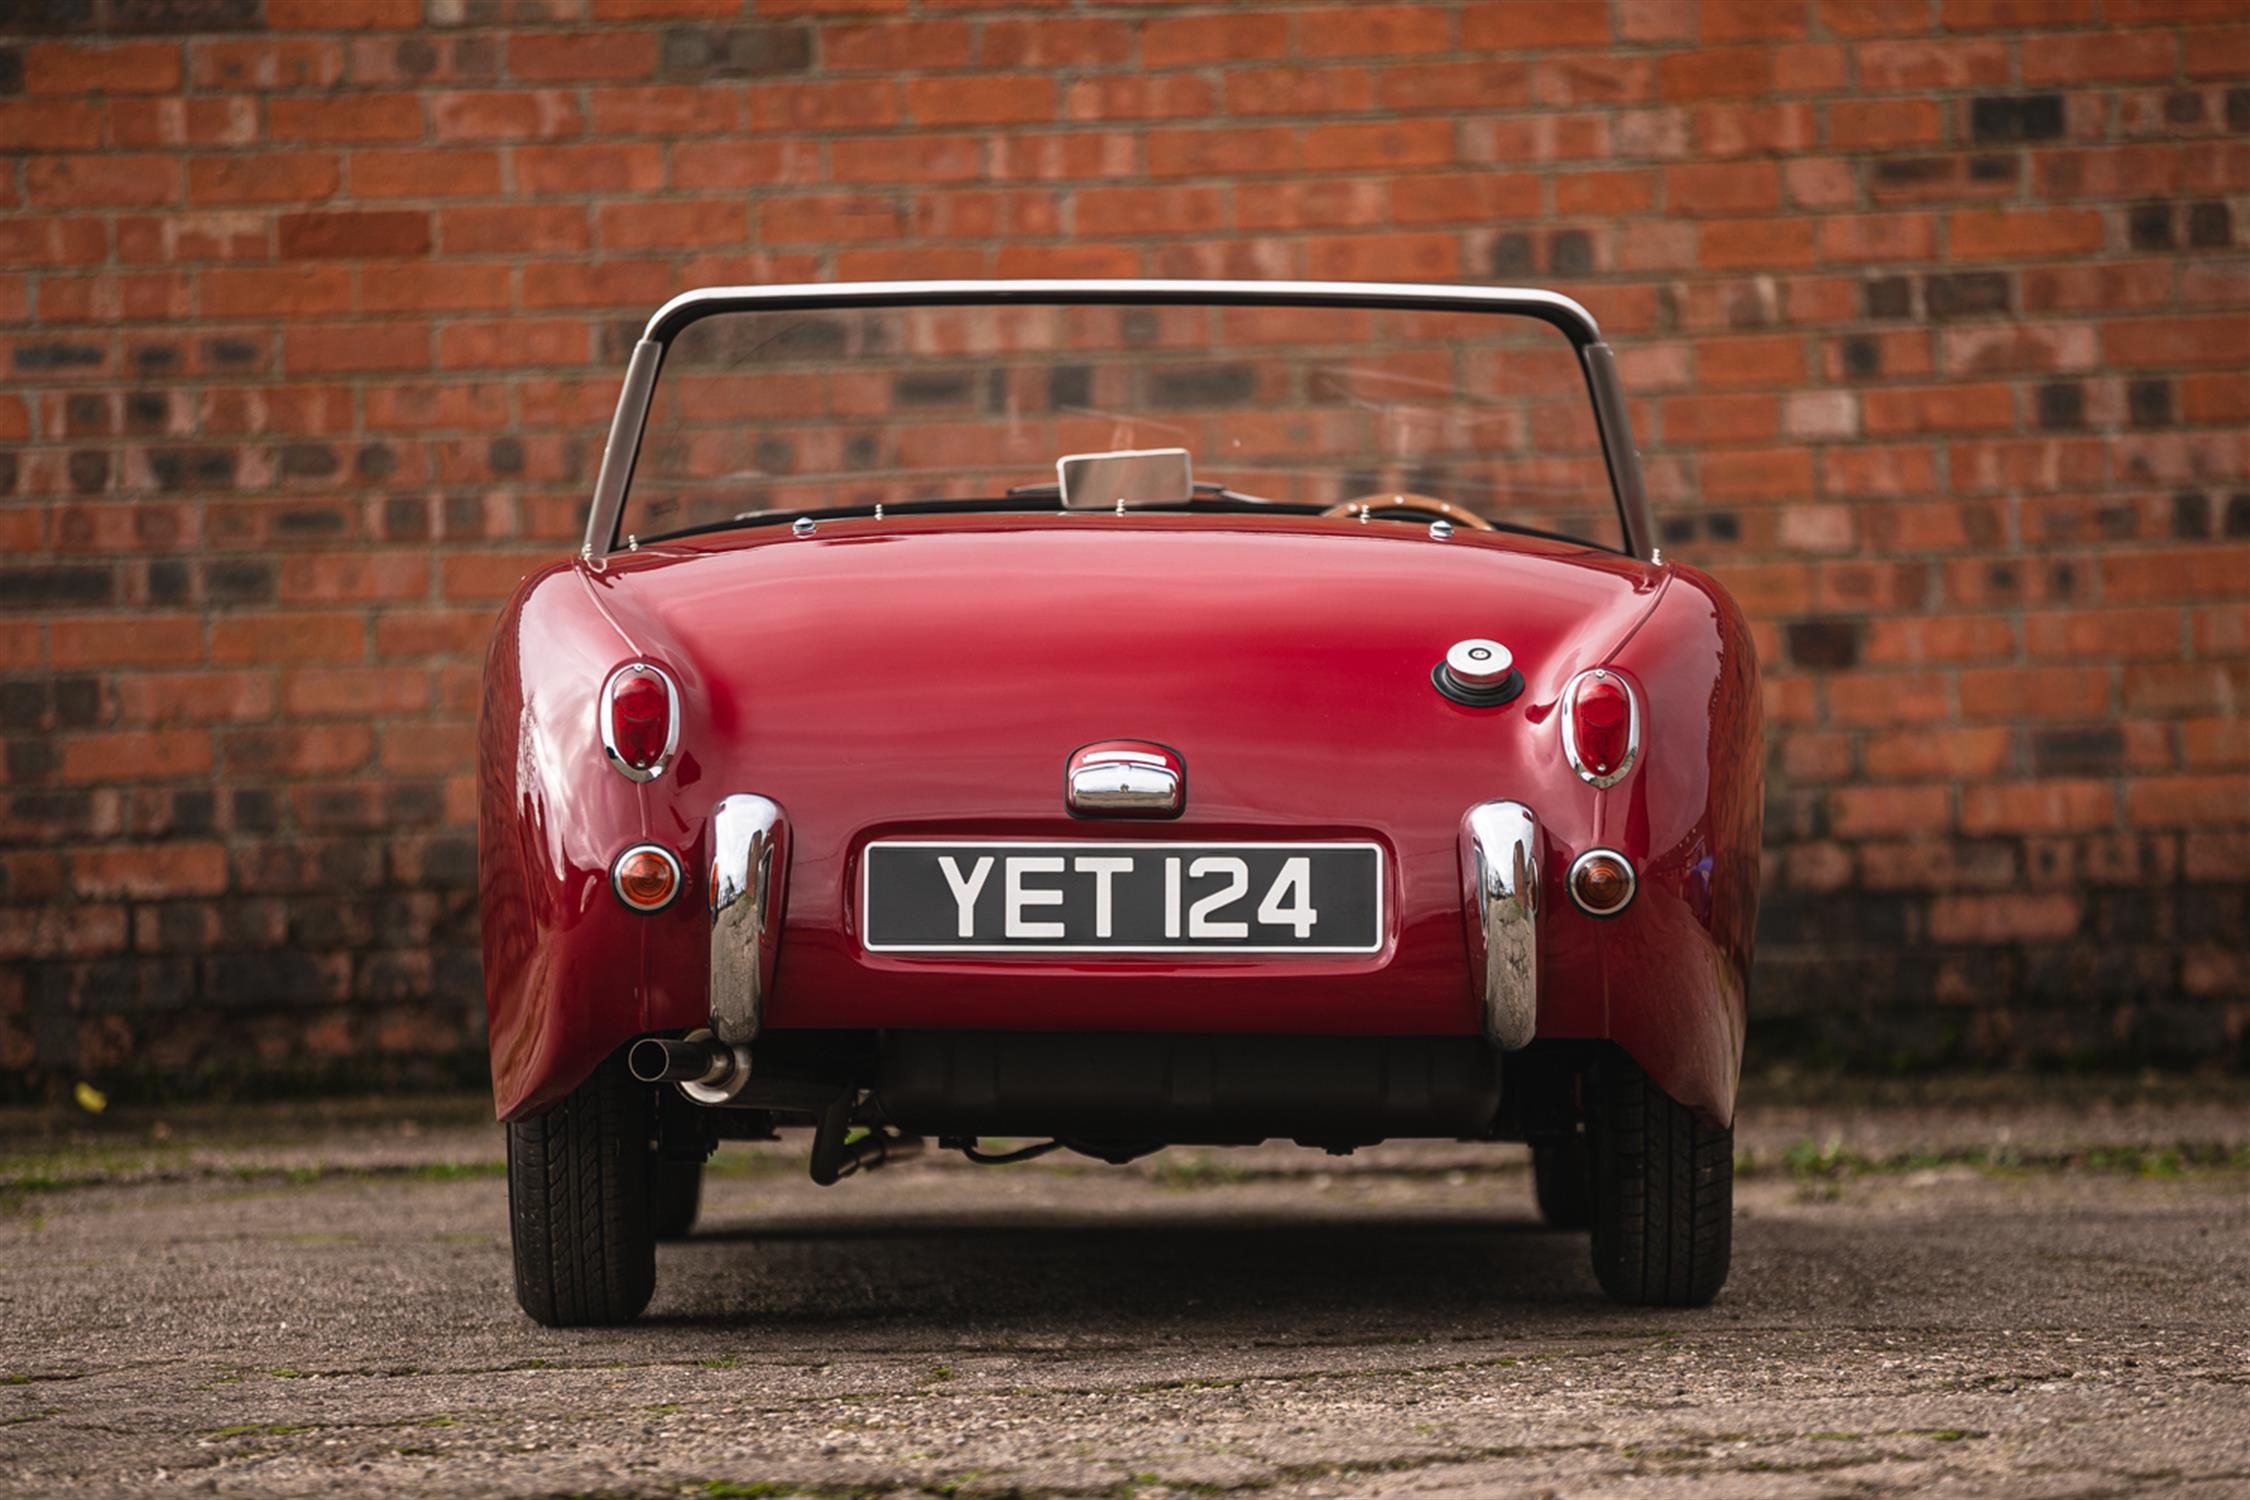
xmin=602 ymin=662 xmax=678 ymax=781
xmin=1567 ymin=849 xmax=1636 ymax=918
xmin=1563 ymin=668 xmax=1637 ymax=787
xmin=612 ymin=844 xmax=683 ymax=912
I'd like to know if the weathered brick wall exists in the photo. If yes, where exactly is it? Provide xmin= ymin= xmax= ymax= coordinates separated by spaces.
xmin=3 ymin=0 xmax=2247 ymax=1097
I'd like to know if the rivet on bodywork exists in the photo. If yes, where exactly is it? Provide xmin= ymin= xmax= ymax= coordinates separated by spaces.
xmin=792 ymin=517 xmax=816 ymax=538
xmin=1429 ymin=520 xmax=1453 ymax=540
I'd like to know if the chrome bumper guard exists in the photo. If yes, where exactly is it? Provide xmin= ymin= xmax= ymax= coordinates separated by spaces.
xmin=709 ymin=794 xmax=787 ymax=1046
xmin=1462 ymin=800 xmax=1540 ymax=1051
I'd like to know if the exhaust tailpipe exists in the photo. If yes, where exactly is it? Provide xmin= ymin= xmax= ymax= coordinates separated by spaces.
xmin=628 ymin=1030 xmax=753 ymax=1103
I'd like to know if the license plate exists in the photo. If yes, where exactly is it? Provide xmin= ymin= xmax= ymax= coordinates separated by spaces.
xmin=861 ymin=841 xmax=1384 ymax=955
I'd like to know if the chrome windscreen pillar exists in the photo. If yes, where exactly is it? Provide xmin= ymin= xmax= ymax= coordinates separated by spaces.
xmin=709 ymin=794 xmax=786 ymax=1046
xmin=1461 ymin=800 xmax=1541 ymax=1050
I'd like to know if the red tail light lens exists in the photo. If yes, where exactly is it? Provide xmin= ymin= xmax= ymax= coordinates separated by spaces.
xmin=602 ymin=663 xmax=677 ymax=781
xmin=1564 ymin=669 xmax=1637 ymax=787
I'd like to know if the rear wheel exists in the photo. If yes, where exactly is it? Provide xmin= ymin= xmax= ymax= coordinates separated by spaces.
xmin=506 ymin=1059 xmax=658 ymax=1327
xmin=653 ymin=1157 xmax=703 ymax=1240
xmin=1531 ymin=1134 xmax=1590 ymax=1230
xmin=1586 ymin=1051 xmax=1732 ymax=1306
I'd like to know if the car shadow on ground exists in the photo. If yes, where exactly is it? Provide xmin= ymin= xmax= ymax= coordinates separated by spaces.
xmin=649 ymin=1208 xmax=1633 ymax=1332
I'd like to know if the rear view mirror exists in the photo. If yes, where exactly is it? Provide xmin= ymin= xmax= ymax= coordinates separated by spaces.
xmin=1057 ymin=447 xmax=1194 ymax=510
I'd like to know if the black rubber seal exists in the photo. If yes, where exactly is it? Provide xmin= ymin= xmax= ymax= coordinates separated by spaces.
xmin=1433 ymin=662 xmax=1524 ymax=708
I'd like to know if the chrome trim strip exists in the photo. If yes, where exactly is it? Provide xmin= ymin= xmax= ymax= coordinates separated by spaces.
xmin=1462 ymin=801 xmax=1540 ymax=1051
xmin=583 ymin=280 xmax=1654 ymax=562
xmin=583 ymin=337 xmax=662 ymax=561
xmin=1559 ymin=667 xmax=1642 ymax=790
xmin=1567 ymin=847 xmax=1638 ymax=918
xmin=598 ymin=661 xmax=681 ymax=783
xmin=610 ymin=843 xmax=683 ymax=913
xmin=709 ymin=794 xmax=787 ymax=1045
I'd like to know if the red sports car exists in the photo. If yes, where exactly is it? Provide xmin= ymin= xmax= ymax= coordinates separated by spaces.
xmin=479 ymin=280 xmax=1760 ymax=1325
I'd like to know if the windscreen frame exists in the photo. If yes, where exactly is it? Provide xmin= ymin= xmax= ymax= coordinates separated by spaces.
xmin=583 ymin=279 xmax=1655 ymax=563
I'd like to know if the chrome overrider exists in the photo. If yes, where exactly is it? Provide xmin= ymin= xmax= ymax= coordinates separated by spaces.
xmin=709 ymin=793 xmax=787 ymax=1046
xmin=1461 ymin=800 xmax=1540 ymax=1051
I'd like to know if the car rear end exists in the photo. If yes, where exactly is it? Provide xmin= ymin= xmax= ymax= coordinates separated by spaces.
xmin=480 ymin=282 xmax=1759 ymax=1325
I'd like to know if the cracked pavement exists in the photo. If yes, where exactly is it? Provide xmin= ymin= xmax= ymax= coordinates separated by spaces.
xmin=2 ymin=1084 xmax=2248 ymax=1498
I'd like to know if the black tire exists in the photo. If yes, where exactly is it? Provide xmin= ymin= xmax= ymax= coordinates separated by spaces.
xmin=1532 ymin=1135 xmax=1591 ymax=1230
xmin=506 ymin=1060 xmax=657 ymax=1327
xmin=653 ymin=1157 xmax=703 ymax=1241
xmin=1586 ymin=1051 xmax=1732 ymax=1307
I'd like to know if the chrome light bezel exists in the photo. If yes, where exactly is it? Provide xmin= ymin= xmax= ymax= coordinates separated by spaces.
xmin=611 ymin=842 xmax=685 ymax=913
xmin=1559 ymin=667 xmax=1640 ymax=789
xmin=600 ymin=661 xmax=681 ymax=783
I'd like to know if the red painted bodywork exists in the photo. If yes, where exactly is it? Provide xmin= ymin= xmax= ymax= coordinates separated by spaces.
xmin=478 ymin=513 xmax=1761 ymax=1125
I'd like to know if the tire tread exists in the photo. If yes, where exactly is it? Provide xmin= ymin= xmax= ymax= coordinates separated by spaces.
xmin=1587 ymin=1052 xmax=1731 ymax=1307
xmin=506 ymin=1061 xmax=657 ymax=1327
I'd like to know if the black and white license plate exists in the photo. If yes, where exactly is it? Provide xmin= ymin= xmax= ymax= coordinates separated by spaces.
xmin=861 ymin=841 xmax=1384 ymax=955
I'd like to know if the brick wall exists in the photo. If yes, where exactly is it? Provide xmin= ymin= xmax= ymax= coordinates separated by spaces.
xmin=3 ymin=0 xmax=2247 ymax=1098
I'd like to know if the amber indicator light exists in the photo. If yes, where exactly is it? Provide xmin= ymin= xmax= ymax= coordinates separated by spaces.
xmin=1569 ymin=851 xmax=1635 ymax=917
xmin=613 ymin=845 xmax=681 ymax=912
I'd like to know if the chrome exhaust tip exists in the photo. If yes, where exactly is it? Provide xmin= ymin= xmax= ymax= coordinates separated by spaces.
xmin=628 ymin=1030 xmax=753 ymax=1103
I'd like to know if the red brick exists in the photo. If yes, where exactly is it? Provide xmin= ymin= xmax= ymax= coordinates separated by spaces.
xmin=516 ymin=144 xmax=665 ymax=195
xmin=1856 ymin=38 xmax=2010 ymax=88
xmin=1698 ymin=216 xmax=1818 ymax=268
xmin=0 ymin=100 xmax=104 ymax=151
xmin=979 ymin=17 xmax=1132 ymax=67
xmin=1461 ymin=2 xmax=1611 ymax=49
xmin=285 ymin=322 xmax=430 ymax=374
xmin=1829 ymin=97 xmax=1944 ymax=149
xmin=268 ymin=93 xmax=423 ymax=143
xmin=266 ymin=0 xmax=416 ymax=26
xmin=186 ymin=151 xmax=341 ymax=205
xmin=430 ymin=90 xmax=583 ymax=142
xmin=1298 ymin=6 xmax=1453 ymax=57
xmin=1927 ymin=893 xmax=2084 ymax=943
xmin=1072 ymin=75 xmax=1220 ymax=122
xmin=822 ymin=20 xmax=974 ymax=71
xmin=361 ymin=263 xmax=511 ymax=315
xmin=73 ymin=843 xmax=230 ymax=900
xmin=24 ymin=154 xmax=181 ymax=207
xmin=590 ymin=198 xmax=743 ymax=249
xmin=21 ymin=42 xmax=183 ymax=95
xmin=1658 ymin=47 xmax=1773 ymax=100
xmin=278 ymin=210 xmax=431 ymax=260
xmin=1703 ymin=0 xmax=1811 ymax=39
xmin=439 ymin=204 xmax=589 ymax=255
xmin=1831 ymin=785 xmax=1952 ymax=838
xmin=436 ymin=319 xmax=588 ymax=370
xmin=1141 ymin=12 xmax=1290 ymax=67
xmin=2021 ymin=30 xmax=2177 ymax=84
xmin=2101 ymin=317 xmax=2250 ymax=369
xmin=508 ymin=30 xmax=659 ymax=82
xmin=906 ymin=76 xmax=1059 ymax=127
xmin=588 ymin=85 xmax=742 ymax=136
xmin=1947 ymin=208 xmax=2105 ymax=260
xmin=350 ymin=148 xmax=504 ymax=199
xmin=1665 ymin=161 xmax=1781 ymax=214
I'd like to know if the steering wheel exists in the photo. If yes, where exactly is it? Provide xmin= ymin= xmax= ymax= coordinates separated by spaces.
xmin=1322 ymin=492 xmax=1495 ymax=529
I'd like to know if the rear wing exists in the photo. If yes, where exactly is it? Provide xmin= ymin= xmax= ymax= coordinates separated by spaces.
xmin=582 ymin=279 xmax=1656 ymax=565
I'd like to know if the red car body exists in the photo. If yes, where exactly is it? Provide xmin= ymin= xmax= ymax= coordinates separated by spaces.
xmin=478 ymin=282 xmax=1761 ymax=1139
xmin=481 ymin=280 xmax=1767 ymax=1321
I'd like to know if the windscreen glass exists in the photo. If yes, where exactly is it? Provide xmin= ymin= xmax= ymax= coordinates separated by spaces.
xmin=625 ymin=301 xmax=1619 ymax=548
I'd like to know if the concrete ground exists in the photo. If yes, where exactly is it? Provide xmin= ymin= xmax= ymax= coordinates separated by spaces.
xmin=3 ymin=1080 xmax=2248 ymax=1499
